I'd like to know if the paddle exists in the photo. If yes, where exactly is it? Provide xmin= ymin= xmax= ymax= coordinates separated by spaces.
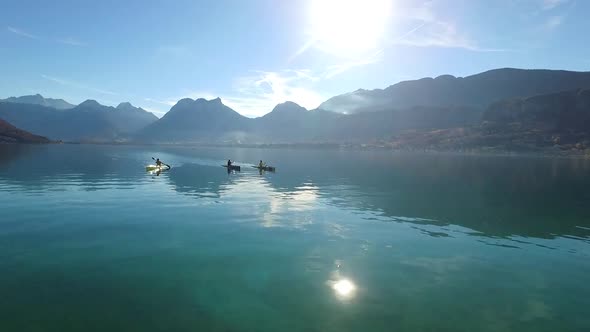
xmin=152 ymin=157 xmax=171 ymax=169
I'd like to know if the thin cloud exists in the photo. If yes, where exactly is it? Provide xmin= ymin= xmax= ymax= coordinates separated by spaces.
xmin=398 ymin=22 xmax=427 ymax=40
xmin=144 ymin=97 xmax=175 ymax=106
xmin=57 ymin=37 xmax=87 ymax=46
xmin=322 ymin=51 xmax=383 ymax=79
xmin=393 ymin=27 xmax=507 ymax=52
xmin=8 ymin=26 xmax=88 ymax=46
xmin=142 ymin=106 xmax=167 ymax=118
xmin=542 ymin=0 xmax=569 ymax=10
xmin=544 ymin=15 xmax=564 ymax=30
xmin=390 ymin=2 xmax=506 ymax=52
xmin=41 ymin=74 xmax=118 ymax=96
xmin=158 ymin=70 xmax=326 ymax=118
xmin=224 ymin=70 xmax=325 ymax=117
xmin=291 ymin=44 xmax=386 ymax=79
xmin=7 ymin=26 xmax=38 ymax=39
xmin=290 ymin=0 xmax=505 ymax=83
xmin=288 ymin=38 xmax=317 ymax=63
xmin=391 ymin=21 xmax=472 ymax=50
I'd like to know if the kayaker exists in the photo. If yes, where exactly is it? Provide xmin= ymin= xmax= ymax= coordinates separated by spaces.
xmin=156 ymin=158 xmax=163 ymax=167
xmin=258 ymin=160 xmax=265 ymax=168
xmin=227 ymin=159 xmax=232 ymax=167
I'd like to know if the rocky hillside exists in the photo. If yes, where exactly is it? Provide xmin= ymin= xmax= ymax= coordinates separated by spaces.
xmin=386 ymin=89 xmax=590 ymax=153
xmin=0 ymin=118 xmax=50 ymax=143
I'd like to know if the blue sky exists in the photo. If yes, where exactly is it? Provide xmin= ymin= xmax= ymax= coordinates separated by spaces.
xmin=1 ymin=0 xmax=588 ymax=117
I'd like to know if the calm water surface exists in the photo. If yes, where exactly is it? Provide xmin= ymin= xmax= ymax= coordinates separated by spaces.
xmin=0 ymin=144 xmax=589 ymax=332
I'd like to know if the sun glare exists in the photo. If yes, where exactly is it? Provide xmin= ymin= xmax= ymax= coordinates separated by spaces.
xmin=309 ymin=0 xmax=392 ymax=55
xmin=333 ymin=279 xmax=356 ymax=297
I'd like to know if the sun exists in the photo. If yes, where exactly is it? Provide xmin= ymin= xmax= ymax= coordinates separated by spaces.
xmin=308 ymin=0 xmax=393 ymax=55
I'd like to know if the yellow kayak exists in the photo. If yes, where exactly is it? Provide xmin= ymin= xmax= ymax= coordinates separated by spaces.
xmin=146 ymin=164 xmax=170 ymax=172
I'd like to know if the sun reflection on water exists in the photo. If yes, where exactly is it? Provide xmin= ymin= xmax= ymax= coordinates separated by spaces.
xmin=333 ymin=279 xmax=356 ymax=297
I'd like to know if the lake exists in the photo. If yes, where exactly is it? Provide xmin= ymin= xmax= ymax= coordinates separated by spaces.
xmin=0 ymin=144 xmax=589 ymax=332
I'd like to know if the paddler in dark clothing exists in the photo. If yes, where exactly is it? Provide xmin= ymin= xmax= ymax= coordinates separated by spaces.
xmin=227 ymin=159 xmax=232 ymax=167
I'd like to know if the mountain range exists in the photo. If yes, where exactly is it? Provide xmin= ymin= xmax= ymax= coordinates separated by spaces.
xmin=131 ymin=68 xmax=590 ymax=146
xmin=1 ymin=94 xmax=74 ymax=110
xmin=0 ymin=96 xmax=157 ymax=142
xmin=319 ymin=68 xmax=590 ymax=114
xmin=1 ymin=68 xmax=590 ymax=151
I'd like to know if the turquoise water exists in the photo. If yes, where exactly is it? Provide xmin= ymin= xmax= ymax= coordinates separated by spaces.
xmin=0 ymin=144 xmax=589 ymax=332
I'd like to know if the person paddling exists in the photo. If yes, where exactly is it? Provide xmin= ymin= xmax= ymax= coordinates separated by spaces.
xmin=258 ymin=160 xmax=266 ymax=168
xmin=227 ymin=159 xmax=233 ymax=167
xmin=151 ymin=157 xmax=170 ymax=169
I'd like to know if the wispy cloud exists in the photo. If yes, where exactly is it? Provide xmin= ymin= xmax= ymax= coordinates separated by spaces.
xmin=390 ymin=2 xmax=505 ymax=52
xmin=288 ymin=39 xmax=317 ymax=63
xmin=544 ymin=15 xmax=564 ymax=30
xmin=155 ymin=70 xmax=326 ymax=118
xmin=392 ymin=22 xmax=506 ymax=52
xmin=287 ymin=0 xmax=505 ymax=88
xmin=154 ymin=57 xmax=391 ymax=117
xmin=41 ymin=74 xmax=118 ymax=96
xmin=142 ymin=106 xmax=167 ymax=118
xmin=542 ymin=0 xmax=569 ymax=10
xmin=57 ymin=37 xmax=87 ymax=46
xmin=290 ymin=41 xmax=386 ymax=79
xmin=322 ymin=51 xmax=383 ymax=79
xmin=8 ymin=26 xmax=87 ymax=46
xmin=144 ymin=97 xmax=176 ymax=107
xmin=291 ymin=0 xmax=506 ymax=66
xmin=224 ymin=70 xmax=325 ymax=117
xmin=7 ymin=26 xmax=38 ymax=39
xmin=398 ymin=22 xmax=428 ymax=40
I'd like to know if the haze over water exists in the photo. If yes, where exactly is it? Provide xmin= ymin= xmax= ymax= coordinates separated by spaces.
xmin=1 ymin=144 xmax=589 ymax=332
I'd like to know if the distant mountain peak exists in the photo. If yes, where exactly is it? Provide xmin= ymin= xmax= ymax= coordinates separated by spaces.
xmin=116 ymin=102 xmax=134 ymax=109
xmin=78 ymin=99 xmax=103 ymax=108
xmin=1 ymin=94 xmax=74 ymax=110
xmin=176 ymin=98 xmax=195 ymax=105
xmin=136 ymin=96 xmax=246 ymax=141
xmin=435 ymin=74 xmax=456 ymax=80
xmin=278 ymin=100 xmax=300 ymax=106
xmin=194 ymin=97 xmax=223 ymax=104
xmin=272 ymin=101 xmax=306 ymax=111
xmin=116 ymin=102 xmax=153 ymax=117
xmin=174 ymin=97 xmax=225 ymax=110
xmin=262 ymin=101 xmax=307 ymax=120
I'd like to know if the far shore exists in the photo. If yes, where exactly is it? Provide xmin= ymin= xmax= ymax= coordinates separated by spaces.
xmin=5 ymin=140 xmax=588 ymax=159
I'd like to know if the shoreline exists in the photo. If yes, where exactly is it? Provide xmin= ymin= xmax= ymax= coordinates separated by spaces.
xmin=6 ymin=140 xmax=589 ymax=159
